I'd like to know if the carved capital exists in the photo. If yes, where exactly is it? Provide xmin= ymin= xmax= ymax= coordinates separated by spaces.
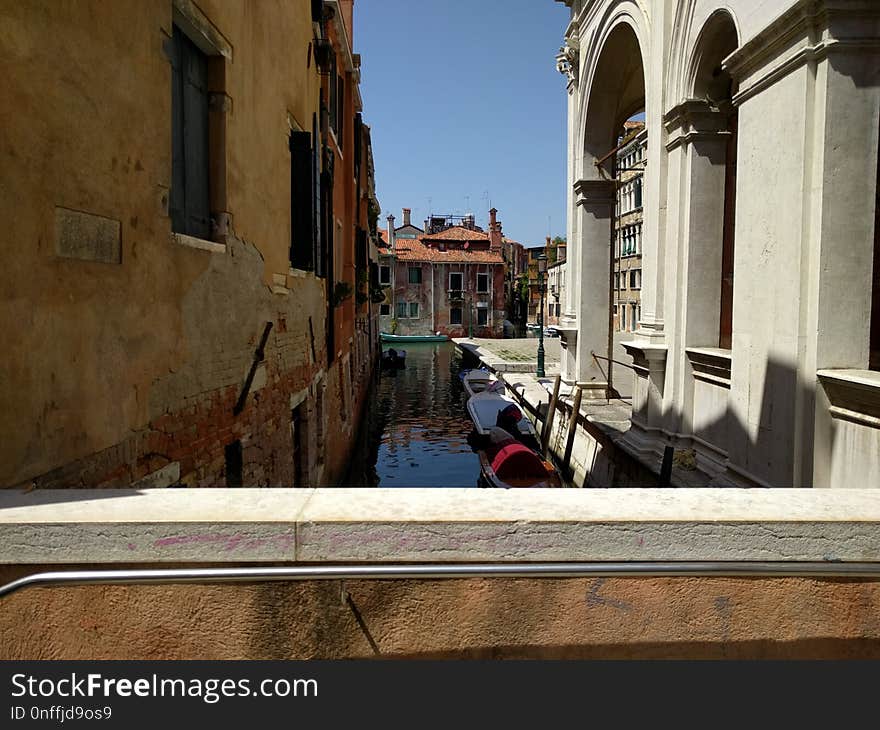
xmin=573 ymin=179 xmax=616 ymax=207
xmin=555 ymin=39 xmax=579 ymax=86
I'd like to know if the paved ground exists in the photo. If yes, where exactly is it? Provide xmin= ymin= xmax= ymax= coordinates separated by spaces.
xmin=452 ymin=337 xmax=561 ymax=374
xmin=452 ymin=332 xmax=635 ymax=400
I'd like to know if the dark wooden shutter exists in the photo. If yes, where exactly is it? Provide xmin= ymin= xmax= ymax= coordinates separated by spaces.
xmin=182 ymin=31 xmax=210 ymax=238
xmin=170 ymin=27 xmax=186 ymax=234
xmin=170 ymin=25 xmax=210 ymax=239
xmin=312 ymin=113 xmax=322 ymax=277
xmin=290 ymin=131 xmax=313 ymax=270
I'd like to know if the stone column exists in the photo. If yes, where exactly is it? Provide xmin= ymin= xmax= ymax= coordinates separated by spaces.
xmin=573 ymin=178 xmax=616 ymax=398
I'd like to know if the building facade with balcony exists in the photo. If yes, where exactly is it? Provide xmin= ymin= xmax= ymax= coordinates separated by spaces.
xmin=614 ymin=123 xmax=646 ymax=333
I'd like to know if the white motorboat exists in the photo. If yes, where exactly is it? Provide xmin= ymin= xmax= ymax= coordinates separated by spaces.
xmin=459 ymin=368 xmax=505 ymax=398
xmin=466 ymin=390 xmax=537 ymax=439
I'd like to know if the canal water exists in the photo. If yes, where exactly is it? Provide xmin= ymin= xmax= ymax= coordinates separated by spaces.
xmin=344 ymin=342 xmax=482 ymax=487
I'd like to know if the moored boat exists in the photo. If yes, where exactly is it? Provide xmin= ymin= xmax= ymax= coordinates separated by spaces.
xmin=381 ymin=348 xmax=406 ymax=368
xmin=459 ymin=368 xmax=505 ymax=398
xmin=472 ymin=427 xmax=561 ymax=488
xmin=380 ymin=333 xmax=449 ymax=343
xmin=466 ymin=390 xmax=537 ymax=439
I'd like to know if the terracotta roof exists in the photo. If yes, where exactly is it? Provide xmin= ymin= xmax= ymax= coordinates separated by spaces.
xmin=378 ymin=227 xmax=388 ymax=244
xmin=423 ymin=226 xmax=490 ymax=243
xmin=377 ymin=237 xmax=503 ymax=264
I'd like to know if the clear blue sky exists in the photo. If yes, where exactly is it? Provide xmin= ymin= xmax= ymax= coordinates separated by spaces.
xmin=354 ymin=0 xmax=570 ymax=247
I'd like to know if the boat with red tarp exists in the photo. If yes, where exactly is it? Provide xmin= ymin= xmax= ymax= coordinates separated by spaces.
xmin=469 ymin=427 xmax=562 ymax=489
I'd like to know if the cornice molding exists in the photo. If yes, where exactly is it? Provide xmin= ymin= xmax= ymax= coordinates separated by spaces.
xmin=723 ymin=0 xmax=880 ymax=105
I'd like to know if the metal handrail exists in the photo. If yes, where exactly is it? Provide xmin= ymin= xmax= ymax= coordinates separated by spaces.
xmin=3 ymin=562 xmax=880 ymax=599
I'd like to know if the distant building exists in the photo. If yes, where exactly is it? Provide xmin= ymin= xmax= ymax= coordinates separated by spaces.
xmin=613 ymin=122 xmax=646 ymax=333
xmin=377 ymin=208 xmax=506 ymax=338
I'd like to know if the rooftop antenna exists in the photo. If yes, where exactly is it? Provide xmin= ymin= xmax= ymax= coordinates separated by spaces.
xmin=465 ymin=195 xmax=470 ymax=214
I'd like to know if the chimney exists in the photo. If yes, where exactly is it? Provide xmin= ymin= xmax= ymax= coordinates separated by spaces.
xmin=386 ymin=214 xmax=395 ymax=250
xmin=402 ymin=208 xmax=411 ymax=227
xmin=488 ymin=208 xmax=502 ymax=252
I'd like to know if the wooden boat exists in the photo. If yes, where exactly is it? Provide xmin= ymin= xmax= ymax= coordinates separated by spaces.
xmin=381 ymin=348 xmax=406 ymax=369
xmin=466 ymin=391 xmax=537 ymax=439
xmin=473 ymin=427 xmax=561 ymax=488
xmin=459 ymin=368 xmax=505 ymax=398
xmin=380 ymin=333 xmax=449 ymax=343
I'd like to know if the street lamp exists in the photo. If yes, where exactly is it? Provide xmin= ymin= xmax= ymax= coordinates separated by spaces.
xmin=536 ymin=252 xmax=547 ymax=378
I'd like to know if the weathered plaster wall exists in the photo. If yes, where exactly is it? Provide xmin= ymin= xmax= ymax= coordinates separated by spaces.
xmin=0 ymin=0 xmax=368 ymax=487
xmin=2 ymin=569 xmax=879 ymax=659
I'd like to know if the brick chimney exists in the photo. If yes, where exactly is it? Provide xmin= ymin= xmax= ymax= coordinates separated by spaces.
xmin=386 ymin=214 xmax=395 ymax=250
xmin=402 ymin=208 xmax=411 ymax=227
xmin=488 ymin=207 xmax=502 ymax=251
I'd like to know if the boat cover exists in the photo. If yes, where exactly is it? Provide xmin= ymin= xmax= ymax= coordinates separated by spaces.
xmin=490 ymin=442 xmax=549 ymax=479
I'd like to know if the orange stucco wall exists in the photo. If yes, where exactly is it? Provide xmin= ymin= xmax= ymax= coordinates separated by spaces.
xmin=2 ymin=565 xmax=880 ymax=659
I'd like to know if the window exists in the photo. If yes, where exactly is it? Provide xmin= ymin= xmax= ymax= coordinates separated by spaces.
xmin=396 ymin=301 xmax=407 ymax=318
xmin=630 ymin=269 xmax=640 ymax=289
xmin=634 ymin=178 xmax=643 ymax=209
xmin=379 ymin=265 xmax=391 ymax=285
xmin=450 ymin=307 xmax=462 ymax=325
xmin=170 ymin=25 xmax=210 ymax=239
xmin=289 ymin=130 xmax=313 ymax=270
xmin=477 ymin=308 xmax=489 ymax=326
xmin=408 ymin=267 xmax=422 ymax=284
xmin=449 ymin=272 xmax=463 ymax=291
xmin=631 ymin=304 xmax=638 ymax=331
xmin=408 ymin=302 xmax=419 ymax=319
xmin=380 ymin=303 xmax=390 ymax=316
xmin=621 ymin=306 xmax=627 ymax=330
xmin=476 ymin=273 xmax=490 ymax=293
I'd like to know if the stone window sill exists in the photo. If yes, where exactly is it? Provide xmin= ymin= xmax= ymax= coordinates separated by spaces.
xmin=172 ymin=232 xmax=227 ymax=254
xmin=686 ymin=347 xmax=732 ymax=387
xmin=817 ymin=369 xmax=880 ymax=429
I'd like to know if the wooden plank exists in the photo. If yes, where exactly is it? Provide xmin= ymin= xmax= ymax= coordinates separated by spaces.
xmin=562 ymin=385 xmax=583 ymax=481
xmin=540 ymin=374 xmax=561 ymax=457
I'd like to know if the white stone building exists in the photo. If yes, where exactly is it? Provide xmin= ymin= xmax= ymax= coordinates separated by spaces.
xmin=555 ymin=0 xmax=880 ymax=488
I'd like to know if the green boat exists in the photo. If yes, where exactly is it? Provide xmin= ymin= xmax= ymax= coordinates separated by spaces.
xmin=380 ymin=333 xmax=449 ymax=343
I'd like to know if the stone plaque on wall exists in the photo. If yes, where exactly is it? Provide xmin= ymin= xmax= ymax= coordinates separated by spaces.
xmin=55 ymin=206 xmax=122 ymax=264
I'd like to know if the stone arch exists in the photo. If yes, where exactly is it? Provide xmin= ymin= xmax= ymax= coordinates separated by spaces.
xmin=687 ymin=8 xmax=740 ymax=104
xmin=576 ymin=5 xmax=649 ymax=181
xmin=565 ymin=4 xmax=649 ymax=395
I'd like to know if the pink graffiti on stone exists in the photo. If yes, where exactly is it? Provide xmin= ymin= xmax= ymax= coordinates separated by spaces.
xmin=152 ymin=532 xmax=295 ymax=552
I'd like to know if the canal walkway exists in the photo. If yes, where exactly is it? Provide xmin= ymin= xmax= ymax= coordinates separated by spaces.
xmin=451 ymin=337 xmax=561 ymax=374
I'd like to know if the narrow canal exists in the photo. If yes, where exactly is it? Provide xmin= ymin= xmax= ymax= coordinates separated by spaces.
xmin=344 ymin=342 xmax=482 ymax=487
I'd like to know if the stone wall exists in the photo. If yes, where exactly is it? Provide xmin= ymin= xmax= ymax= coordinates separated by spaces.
xmin=2 ymin=488 xmax=880 ymax=659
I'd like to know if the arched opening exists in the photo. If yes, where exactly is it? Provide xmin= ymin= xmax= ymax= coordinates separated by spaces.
xmin=572 ymin=21 xmax=646 ymax=395
xmin=690 ymin=11 xmax=739 ymax=350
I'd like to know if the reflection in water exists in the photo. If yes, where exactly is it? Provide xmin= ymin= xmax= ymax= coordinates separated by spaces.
xmin=343 ymin=343 xmax=480 ymax=487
